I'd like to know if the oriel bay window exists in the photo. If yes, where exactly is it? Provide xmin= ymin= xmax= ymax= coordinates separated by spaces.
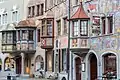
xmin=41 ymin=19 xmax=53 ymax=36
xmin=2 ymin=31 xmax=16 ymax=52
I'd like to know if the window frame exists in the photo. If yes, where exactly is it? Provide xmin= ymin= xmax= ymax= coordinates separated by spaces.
xmin=80 ymin=20 xmax=88 ymax=36
xmin=63 ymin=17 xmax=67 ymax=34
xmin=57 ymin=20 xmax=61 ymax=36
xmin=47 ymin=20 xmax=53 ymax=36
xmin=72 ymin=20 xmax=79 ymax=37
xmin=12 ymin=10 xmax=18 ymax=22
xmin=108 ymin=16 xmax=113 ymax=34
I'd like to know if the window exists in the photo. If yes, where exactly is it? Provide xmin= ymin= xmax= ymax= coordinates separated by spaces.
xmin=2 ymin=32 xmax=6 ymax=44
xmin=7 ymin=32 xmax=12 ymax=43
xmin=0 ymin=15 xmax=1 ymax=25
xmin=57 ymin=0 xmax=62 ymax=4
xmin=2 ymin=13 xmax=7 ymax=24
xmin=12 ymin=11 xmax=18 ymax=22
xmin=18 ymin=30 xmax=20 ymax=41
xmin=42 ymin=20 xmax=46 ymax=35
xmin=108 ymin=16 xmax=113 ymax=34
xmin=102 ymin=17 xmax=106 ymax=34
xmin=63 ymin=18 xmax=67 ymax=34
xmin=75 ymin=0 xmax=79 ymax=5
xmin=57 ymin=20 xmax=61 ymax=36
xmin=28 ymin=7 xmax=31 ymax=17
xmin=47 ymin=20 xmax=52 ymax=36
xmin=37 ymin=29 xmax=40 ymax=42
xmin=80 ymin=20 xmax=88 ymax=36
xmin=104 ymin=54 xmax=117 ymax=78
xmin=40 ymin=4 xmax=44 ymax=15
xmin=28 ymin=30 xmax=33 ymax=40
xmin=22 ymin=30 xmax=28 ymax=40
xmin=62 ymin=49 xmax=66 ymax=71
xmin=36 ymin=5 xmax=40 ymax=16
xmin=73 ymin=21 xmax=78 ymax=36
xmin=32 ymin=6 xmax=35 ymax=17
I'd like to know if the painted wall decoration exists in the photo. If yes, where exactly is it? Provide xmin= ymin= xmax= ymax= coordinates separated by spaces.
xmin=114 ymin=11 xmax=120 ymax=32
xmin=80 ymin=39 xmax=88 ymax=47
xmin=60 ymin=37 xmax=68 ymax=48
xmin=102 ymin=36 xmax=117 ymax=49
xmin=5 ymin=57 xmax=15 ymax=72
xmin=72 ymin=39 xmax=77 ymax=47
xmin=90 ymin=37 xmax=102 ymax=50
xmin=90 ymin=35 xmax=118 ymax=50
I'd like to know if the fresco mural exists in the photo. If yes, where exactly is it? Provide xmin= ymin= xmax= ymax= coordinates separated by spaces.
xmin=90 ymin=35 xmax=118 ymax=50
xmin=114 ymin=11 xmax=120 ymax=33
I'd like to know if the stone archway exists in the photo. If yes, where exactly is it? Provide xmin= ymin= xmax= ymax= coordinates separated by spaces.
xmin=35 ymin=55 xmax=44 ymax=71
xmin=89 ymin=54 xmax=97 ymax=80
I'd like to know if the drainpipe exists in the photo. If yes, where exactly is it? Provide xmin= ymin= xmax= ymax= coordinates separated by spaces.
xmin=67 ymin=0 xmax=70 ymax=80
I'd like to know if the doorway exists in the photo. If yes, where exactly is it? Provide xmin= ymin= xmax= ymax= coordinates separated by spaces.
xmin=90 ymin=54 xmax=97 ymax=80
xmin=75 ymin=57 xmax=81 ymax=80
xmin=16 ymin=56 xmax=21 ymax=74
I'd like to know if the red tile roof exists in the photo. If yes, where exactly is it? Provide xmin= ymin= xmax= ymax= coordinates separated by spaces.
xmin=71 ymin=3 xmax=89 ymax=19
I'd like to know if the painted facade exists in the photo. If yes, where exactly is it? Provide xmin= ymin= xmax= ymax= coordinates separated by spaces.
xmin=69 ymin=0 xmax=120 ymax=80
xmin=0 ymin=0 xmax=30 ymax=75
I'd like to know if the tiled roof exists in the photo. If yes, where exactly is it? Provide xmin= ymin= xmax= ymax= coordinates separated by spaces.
xmin=71 ymin=3 xmax=89 ymax=19
xmin=17 ymin=19 xmax=36 ymax=27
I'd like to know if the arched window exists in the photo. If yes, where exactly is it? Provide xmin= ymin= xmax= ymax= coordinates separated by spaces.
xmin=103 ymin=53 xmax=117 ymax=78
xmin=35 ymin=55 xmax=44 ymax=71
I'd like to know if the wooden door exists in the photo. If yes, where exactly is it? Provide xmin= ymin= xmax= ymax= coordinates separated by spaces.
xmin=75 ymin=58 xmax=81 ymax=80
xmin=90 ymin=54 xmax=97 ymax=80
xmin=16 ymin=57 xmax=21 ymax=74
